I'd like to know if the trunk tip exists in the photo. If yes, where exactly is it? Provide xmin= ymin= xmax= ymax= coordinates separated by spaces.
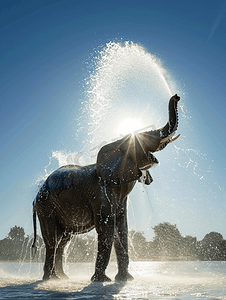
xmin=172 ymin=94 xmax=180 ymax=101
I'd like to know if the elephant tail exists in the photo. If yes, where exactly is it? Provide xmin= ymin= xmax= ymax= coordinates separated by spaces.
xmin=31 ymin=202 xmax=37 ymax=259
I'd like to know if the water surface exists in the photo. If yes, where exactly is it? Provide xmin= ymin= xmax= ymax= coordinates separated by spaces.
xmin=1 ymin=261 xmax=226 ymax=299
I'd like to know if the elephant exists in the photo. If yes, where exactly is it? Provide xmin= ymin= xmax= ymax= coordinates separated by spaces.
xmin=32 ymin=94 xmax=180 ymax=282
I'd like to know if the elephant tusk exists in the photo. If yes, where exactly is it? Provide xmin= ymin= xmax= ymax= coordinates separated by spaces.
xmin=169 ymin=134 xmax=180 ymax=143
xmin=160 ymin=136 xmax=171 ymax=144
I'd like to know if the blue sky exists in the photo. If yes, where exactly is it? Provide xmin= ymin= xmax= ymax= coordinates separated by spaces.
xmin=0 ymin=0 xmax=226 ymax=241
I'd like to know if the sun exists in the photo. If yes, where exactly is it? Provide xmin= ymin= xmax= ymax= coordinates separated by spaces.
xmin=118 ymin=119 xmax=142 ymax=135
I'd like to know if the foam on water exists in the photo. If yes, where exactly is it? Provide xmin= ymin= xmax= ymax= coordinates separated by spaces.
xmin=1 ymin=262 xmax=226 ymax=299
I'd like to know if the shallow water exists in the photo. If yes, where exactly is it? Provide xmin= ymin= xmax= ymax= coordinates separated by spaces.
xmin=0 ymin=261 xmax=226 ymax=299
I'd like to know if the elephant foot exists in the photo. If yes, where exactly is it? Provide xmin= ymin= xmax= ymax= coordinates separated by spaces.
xmin=91 ymin=272 xmax=111 ymax=282
xmin=43 ymin=272 xmax=61 ymax=281
xmin=42 ymin=273 xmax=51 ymax=281
xmin=115 ymin=271 xmax=134 ymax=282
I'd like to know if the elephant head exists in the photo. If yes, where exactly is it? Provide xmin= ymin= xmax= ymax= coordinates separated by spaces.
xmin=96 ymin=94 xmax=180 ymax=185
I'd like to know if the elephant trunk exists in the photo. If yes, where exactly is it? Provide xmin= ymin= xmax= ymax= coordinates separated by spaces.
xmin=136 ymin=94 xmax=180 ymax=154
xmin=159 ymin=94 xmax=180 ymax=139
xmin=153 ymin=94 xmax=180 ymax=151
xmin=155 ymin=94 xmax=180 ymax=151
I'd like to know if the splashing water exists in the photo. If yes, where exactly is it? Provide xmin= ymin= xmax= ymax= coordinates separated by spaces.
xmin=84 ymin=41 xmax=176 ymax=153
xmin=1 ymin=261 xmax=226 ymax=299
xmin=35 ymin=151 xmax=84 ymax=187
xmin=45 ymin=41 xmax=178 ymax=169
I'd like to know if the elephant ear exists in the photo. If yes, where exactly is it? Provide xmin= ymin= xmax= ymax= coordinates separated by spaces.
xmin=96 ymin=137 xmax=142 ymax=185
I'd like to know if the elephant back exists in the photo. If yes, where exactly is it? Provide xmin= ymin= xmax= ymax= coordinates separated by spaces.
xmin=45 ymin=164 xmax=97 ymax=192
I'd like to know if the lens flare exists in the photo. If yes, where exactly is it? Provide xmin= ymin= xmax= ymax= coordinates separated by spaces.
xmin=118 ymin=118 xmax=142 ymax=135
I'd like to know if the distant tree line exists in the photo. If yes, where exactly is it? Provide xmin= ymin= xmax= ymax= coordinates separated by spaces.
xmin=128 ymin=223 xmax=226 ymax=261
xmin=1 ymin=223 xmax=226 ymax=262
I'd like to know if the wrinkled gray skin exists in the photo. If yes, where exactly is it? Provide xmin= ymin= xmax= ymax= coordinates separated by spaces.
xmin=32 ymin=94 xmax=180 ymax=282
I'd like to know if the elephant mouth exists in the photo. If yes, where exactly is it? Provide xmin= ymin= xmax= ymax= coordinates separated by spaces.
xmin=148 ymin=152 xmax=159 ymax=165
xmin=157 ymin=133 xmax=180 ymax=151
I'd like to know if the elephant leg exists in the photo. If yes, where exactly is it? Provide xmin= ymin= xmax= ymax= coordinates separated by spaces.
xmin=38 ymin=214 xmax=63 ymax=280
xmin=91 ymin=217 xmax=114 ymax=282
xmin=114 ymin=201 xmax=133 ymax=281
xmin=43 ymin=245 xmax=58 ymax=280
xmin=54 ymin=233 xmax=72 ymax=279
